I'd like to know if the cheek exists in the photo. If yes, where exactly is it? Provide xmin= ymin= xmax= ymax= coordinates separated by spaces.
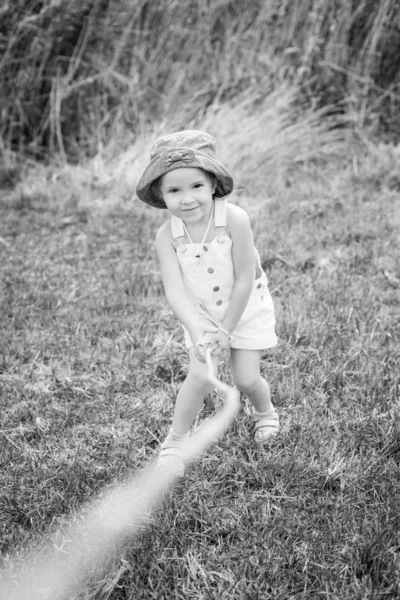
xmin=164 ymin=197 xmax=179 ymax=211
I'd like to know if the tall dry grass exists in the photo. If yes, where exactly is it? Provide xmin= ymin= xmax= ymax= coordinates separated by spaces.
xmin=0 ymin=0 xmax=399 ymax=160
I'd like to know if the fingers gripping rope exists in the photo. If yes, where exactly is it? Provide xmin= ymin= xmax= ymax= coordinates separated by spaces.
xmin=1 ymin=349 xmax=240 ymax=600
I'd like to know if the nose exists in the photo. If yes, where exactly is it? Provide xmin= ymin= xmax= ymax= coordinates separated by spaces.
xmin=181 ymin=193 xmax=194 ymax=205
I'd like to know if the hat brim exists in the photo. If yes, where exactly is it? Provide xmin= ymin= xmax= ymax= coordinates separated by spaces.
xmin=135 ymin=148 xmax=234 ymax=209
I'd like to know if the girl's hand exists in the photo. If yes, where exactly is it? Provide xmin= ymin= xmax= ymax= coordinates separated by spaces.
xmin=192 ymin=326 xmax=219 ymax=363
xmin=203 ymin=329 xmax=232 ymax=356
xmin=193 ymin=340 xmax=206 ymax=363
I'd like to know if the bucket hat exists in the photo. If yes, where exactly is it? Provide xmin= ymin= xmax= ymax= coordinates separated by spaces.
xmin=135 ymin=130 xmax=234 ymax=209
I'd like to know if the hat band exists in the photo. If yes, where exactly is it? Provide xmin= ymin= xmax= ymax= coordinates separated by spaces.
xmin=160 ymin=149 xmax=196 ymax=166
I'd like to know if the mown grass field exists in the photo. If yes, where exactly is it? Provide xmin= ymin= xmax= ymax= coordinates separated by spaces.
xmin=1 ymin=111 xmax=400 ymax=598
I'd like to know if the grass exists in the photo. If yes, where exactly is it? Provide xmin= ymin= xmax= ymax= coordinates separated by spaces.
xmin=0 ymin=97 xmax=400 ymax=599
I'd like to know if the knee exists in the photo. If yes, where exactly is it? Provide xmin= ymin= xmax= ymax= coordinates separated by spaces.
xmin=186 ymin=370 xmax=213 ymax=395
xmin=232 ymin=372 xmax=262 ymax=397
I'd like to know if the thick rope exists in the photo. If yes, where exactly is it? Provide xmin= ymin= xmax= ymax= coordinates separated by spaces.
xmin=1 ymin=349 xmax=240 ymax=600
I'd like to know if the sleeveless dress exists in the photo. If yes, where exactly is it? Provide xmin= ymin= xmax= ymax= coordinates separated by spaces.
xmin=171 ymin=199 xmax=277 ymax=350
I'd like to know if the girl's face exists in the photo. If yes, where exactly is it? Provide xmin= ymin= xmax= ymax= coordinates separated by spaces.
xmin=159 ymin=167 xmax=215 ymax=224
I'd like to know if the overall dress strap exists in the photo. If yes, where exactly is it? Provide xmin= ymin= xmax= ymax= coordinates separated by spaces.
xmin=171 ymin=215 xmax=187 ymax=253
xmin=214 ymin=198 xmax=228 ymax=242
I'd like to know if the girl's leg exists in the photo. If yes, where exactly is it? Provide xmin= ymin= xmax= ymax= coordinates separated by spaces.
xmin=158 ymin=348 xmax=218 ymax=474
xmin=230 ymin=348 xmax=279 ymax=443
xmin=172 ymin=347 xmax=219 ymax=434
xmin=230 ymin=348 xmax=272 ymax=413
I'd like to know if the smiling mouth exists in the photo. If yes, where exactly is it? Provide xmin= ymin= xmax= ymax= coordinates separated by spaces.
xmin=182 ymin=206 xmax=198 ymax=212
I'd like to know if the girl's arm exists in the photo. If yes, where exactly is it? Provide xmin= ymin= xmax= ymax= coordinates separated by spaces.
xmin=155 ymin=222 xmax=214 ymax=346
xmin=221 ymin=204 xmax=255 ymax=334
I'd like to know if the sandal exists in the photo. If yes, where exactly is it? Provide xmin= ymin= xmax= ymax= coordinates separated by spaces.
xmin=253 ymin=408 xmax=280 ymax=444
xmin=157 ymin=431 xmax=188 ymax=477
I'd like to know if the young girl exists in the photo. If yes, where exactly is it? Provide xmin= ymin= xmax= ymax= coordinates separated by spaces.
xmin=136 ymin=130 xmax=279 ymax=475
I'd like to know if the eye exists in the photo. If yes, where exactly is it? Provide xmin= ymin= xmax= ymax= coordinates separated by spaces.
xmin=193 ymin=183 xmax=203 ymax=189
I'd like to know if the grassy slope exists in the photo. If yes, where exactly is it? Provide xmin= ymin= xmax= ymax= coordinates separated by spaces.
xmin=0 ymin=112 xmax=400 ymax=598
